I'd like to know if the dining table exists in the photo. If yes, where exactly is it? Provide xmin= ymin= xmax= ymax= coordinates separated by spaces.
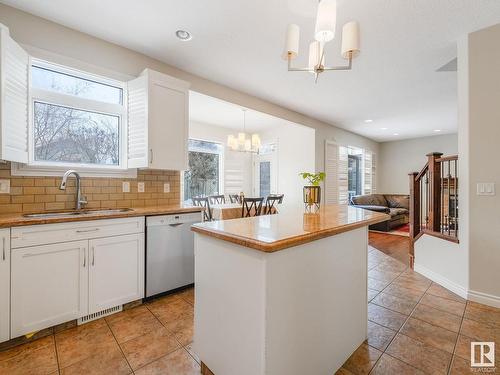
xmin=211 ymin=202 xmax=276 ymax=220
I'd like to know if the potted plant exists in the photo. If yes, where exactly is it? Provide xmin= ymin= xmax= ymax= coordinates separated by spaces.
xmin=299 ymin=172 xmax=325 ymax=211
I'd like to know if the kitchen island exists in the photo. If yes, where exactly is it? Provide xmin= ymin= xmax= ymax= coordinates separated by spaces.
xmin=191 ymin=205 xmax=389 ymax=375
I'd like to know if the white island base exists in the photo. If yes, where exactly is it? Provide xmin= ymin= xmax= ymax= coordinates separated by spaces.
xmin=193 ymin=226 xmax=368 ymax=375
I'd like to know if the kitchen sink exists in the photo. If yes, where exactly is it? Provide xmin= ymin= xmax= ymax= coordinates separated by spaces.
xmin=23 ymin=208 xmax=133 ymax=218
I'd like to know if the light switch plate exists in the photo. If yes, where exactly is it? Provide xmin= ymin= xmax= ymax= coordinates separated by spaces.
xmin=477 ymin=182 xmax=495 ymax=196
xmin=122 ymin=181 xmax=130 ymax=193
xmin=138 ymin=182 xmax=145 ymax=193
xmin=0 ymin=179 xmax=10 ymax=194
xmin=163 ymin=183 xmax=170 ymax=193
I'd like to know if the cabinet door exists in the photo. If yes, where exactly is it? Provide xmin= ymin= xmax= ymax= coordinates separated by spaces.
xmin=148 ymin=71 xmax=189 ymax=170
xmin=89 ymin=233 xmax=144 ymax=314
xmin=11 ymin=240 xmax=88 ymax=338
xmin=0 ymin=229 xmax=10 ymax=343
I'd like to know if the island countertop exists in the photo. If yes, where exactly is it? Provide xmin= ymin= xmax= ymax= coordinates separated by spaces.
xmin=191 ymin=204 xmax=389 ymax=252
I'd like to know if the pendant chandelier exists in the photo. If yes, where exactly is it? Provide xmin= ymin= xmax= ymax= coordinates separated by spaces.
xmin=283 ymin=0 xmax=360 ymax=83
xmin=227 ymin=109 xmax=261 ymax=153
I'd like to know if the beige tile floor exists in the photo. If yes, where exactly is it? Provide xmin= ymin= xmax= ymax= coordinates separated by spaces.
xmin=0 ymin=289 xmax=197 ymax=375
xmin=1 ymin=247 xmax=499 ymax=374
xmin=340 ymin=246 xmax=500 ymax=375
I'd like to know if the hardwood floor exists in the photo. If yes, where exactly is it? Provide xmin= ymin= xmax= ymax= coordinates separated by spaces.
xmin=369 ymin=231 xmax=410 ymax=265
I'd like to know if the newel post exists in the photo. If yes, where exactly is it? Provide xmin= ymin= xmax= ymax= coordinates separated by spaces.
xmin=408 ymin=172 xmax=420 ymax=268
xmin=427 ymin=152 xmax=443 ymax=232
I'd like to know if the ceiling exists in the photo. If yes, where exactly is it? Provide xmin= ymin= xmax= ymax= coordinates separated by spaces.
xmin=3 ymin=0 xmax=500 ymax=142
xmin=190 ymin=92 xmax=292 ymax=133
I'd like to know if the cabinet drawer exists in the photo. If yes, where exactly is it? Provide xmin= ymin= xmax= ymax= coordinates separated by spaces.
xmin=11 ymin=217 xmax=145 ymax=248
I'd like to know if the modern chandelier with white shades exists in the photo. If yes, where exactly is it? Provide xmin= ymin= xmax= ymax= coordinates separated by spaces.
xmin=283 ymin=0 xmax=360 ymax=82
xmin=227 ymin=109 xmax=261 ymax=153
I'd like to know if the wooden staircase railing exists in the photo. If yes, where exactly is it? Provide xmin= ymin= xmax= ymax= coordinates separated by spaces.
xmin=409 ymin=152 xmax=459 ymax=267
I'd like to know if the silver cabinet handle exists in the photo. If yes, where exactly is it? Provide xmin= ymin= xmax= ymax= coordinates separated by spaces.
xmin=83 ymin=249 xmax=86 ymax=267
xmin=76 ymin=228 xmax=99 ymax=233
xmin=168 ymin=223 xmax=183 ymax=227
xmin=91 ymin=247 xmax=95 ymax=266
xmin=149 ymin=149 xmax=154 ymax=164
xmin=2 ymin=237 xmax=5 ymax=261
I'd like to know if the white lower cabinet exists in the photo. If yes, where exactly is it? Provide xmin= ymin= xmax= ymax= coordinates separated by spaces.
xmin=0 ymin=229 xmax=10 ymax=343
xmin=89 ymin=233 xmax=144 ymax=314
xmin=10 ymin=217 xmax=145 ymax=339
xmin=11 ymin=241 xmax=88 ymax=338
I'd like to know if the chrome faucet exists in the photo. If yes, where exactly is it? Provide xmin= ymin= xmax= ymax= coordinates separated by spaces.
xmin=59 ymin=170 xmax=87 ymax=210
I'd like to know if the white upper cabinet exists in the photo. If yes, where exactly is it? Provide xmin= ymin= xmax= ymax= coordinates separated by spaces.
xmin=0 ymin=24 xmax=29 ymax=163
xmin=128 ymin=69 xmax=189 ymax=170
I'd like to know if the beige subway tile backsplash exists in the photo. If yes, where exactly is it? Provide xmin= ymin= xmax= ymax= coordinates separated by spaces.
xmin=0 ymin=162 xmax=181 ymax=214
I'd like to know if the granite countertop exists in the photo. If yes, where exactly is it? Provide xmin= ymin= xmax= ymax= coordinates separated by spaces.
xmin=0 ymin=205 xmax=203 ymax=228
xmin=191 ymin=204 xmax=389 ymax=252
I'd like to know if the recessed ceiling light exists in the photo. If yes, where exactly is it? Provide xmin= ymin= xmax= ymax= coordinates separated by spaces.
xmin=434 ymin=129 xmax=441 ymax=132
xmin=175 ymin=30 xmax=192 ymax=41
xmin=380 ymin=127 xmax=388 ymax=130
xmin=393 ymin=133 xmax=399 ymax=136
xmin=364 ymin=119 xmax=373 ymax=123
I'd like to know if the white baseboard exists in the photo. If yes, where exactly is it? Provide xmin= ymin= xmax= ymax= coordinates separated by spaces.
xmin=414 ymin=263 xmax=468 ymax=299
xmin=467 ymin=290 xmax=500 ymax=309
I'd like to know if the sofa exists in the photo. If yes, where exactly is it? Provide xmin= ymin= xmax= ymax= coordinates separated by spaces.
xmin=350 ymin=194 xmax=410 ymax=232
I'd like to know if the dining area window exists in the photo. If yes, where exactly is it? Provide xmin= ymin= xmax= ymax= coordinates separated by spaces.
xmin=183 ymin=139 xmax=223 ymax=201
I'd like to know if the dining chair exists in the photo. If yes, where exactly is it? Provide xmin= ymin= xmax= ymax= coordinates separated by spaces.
xmin=241 ymin=197 xmax=264 ymax=217
xmin=209 ymin=194 xmax=226 ymax=204
xmin=228 ymin=194 xmax=241 ymax=204
xmin=192 ymin=196 xmax=212 ymax=221
xmin=264 ymin=194 xmax=284 ymax=214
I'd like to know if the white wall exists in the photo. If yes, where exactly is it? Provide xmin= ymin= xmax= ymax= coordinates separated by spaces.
xmin=378 ymin=134 xmax=458 ymax=194
xmin=416 ymin=23 xmax=500 ymax=308
xmin=462 ymin=23 xmax=500 ymax=307
xmin=189 ymin=121 xmax=253 ymax=196
xmin=261 ymin=123 xmax=315 ymax=210
xmin=414 ymin=235 xmax=465 ymax=298
xmin=0 ymin=3 xmax=378 ymax=184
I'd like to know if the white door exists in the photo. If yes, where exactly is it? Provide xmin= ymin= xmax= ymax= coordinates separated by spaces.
xmin=88 ymin=234 xmax=144 ymax=314
xmin=11 ymin=240 xmax=88 ymax=338
xmin=0 ymin=229 xmax=10 ymax=342
xmin=253 ymin=152 xmax=278 ymax=197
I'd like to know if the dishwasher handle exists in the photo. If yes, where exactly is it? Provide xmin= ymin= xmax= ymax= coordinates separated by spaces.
xmin=146 ymin=213 xmax=202 ymax=227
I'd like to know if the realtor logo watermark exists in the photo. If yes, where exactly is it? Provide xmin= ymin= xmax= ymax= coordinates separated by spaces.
xmin=471 ymin=342 xmax=496 ymax=372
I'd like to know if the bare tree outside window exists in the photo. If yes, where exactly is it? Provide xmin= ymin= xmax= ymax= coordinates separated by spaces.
xmin=184 ymin=140 xmax=222 ymax=201
xmin=34 ymin=102 xmax=119 ymax=165
xmin=31 ymin=64 xmax=123 ymax=166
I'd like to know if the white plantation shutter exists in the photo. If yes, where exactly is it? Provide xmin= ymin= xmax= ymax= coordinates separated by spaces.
xmin=225 ymin=156 xmax=246 ymax=195
xmin=363 ymin=150 xmax=377 ymax=194
xmin=127 ymin=75 xmax=148 ymax=168
xmin=364 ymin=150 xmax=373 ymax=194
xmin=324 ymin=141 xmax=338 ymax=204
xmin=338 ymin=146 xmax=349 ymax=204
xmin=372 ymin=153 xmax=376 ymax=193
xmin=0 ymin=25 xmax=29 ymax=163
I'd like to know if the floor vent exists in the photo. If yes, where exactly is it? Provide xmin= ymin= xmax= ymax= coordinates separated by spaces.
xmin=77 ymin=305 xmax=122 ymax=325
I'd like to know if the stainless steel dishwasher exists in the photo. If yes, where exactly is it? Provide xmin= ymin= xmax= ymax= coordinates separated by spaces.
xmin=146 ymin=212 xmax=202 ymax=298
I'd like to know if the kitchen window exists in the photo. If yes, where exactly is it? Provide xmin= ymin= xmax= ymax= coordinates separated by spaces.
xmin=13 ymin=59 xmax=131 ymax=176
